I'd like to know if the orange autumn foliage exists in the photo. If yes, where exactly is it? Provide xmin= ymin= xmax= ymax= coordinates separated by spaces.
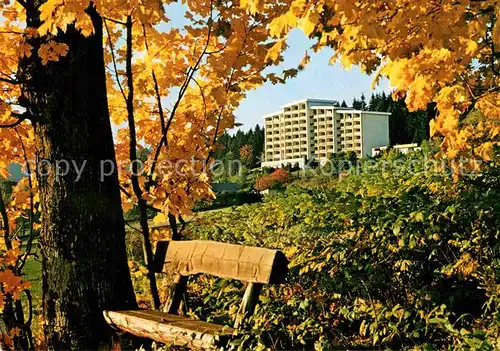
xmin=242 ymin=0 xmax=500 ymax=170
xmin=0 ymin=0 xmax=293 ymax=339
xmin=255 ymin=168 xmax=289 ymax=191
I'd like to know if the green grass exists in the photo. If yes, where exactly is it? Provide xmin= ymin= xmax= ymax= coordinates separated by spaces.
xmin=23 ymin=257 xmax=42 ymax=301
xmin=20 ymin=255 xmax=43 ymax=337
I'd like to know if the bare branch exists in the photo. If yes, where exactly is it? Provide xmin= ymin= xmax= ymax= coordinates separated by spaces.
xmin=0 ymin=185 xmax=11 ymax=250
xmin=148 ymin=0 xmax=215 ymax=182
xmin=125 ymin=15 xmax=161 ymax=310
xmin=104 ymin=18 xmax=128 ymax=103
xmin=102 ymin=16 xmax=127 ymax=26
xmin=142 ymin=24 xmax=166 ymax=134
xmin=0 ymin=75 xmax=20 ymax=86
xmin=119 ymin=185 xmax=133 ymax=199
xmin=0 ymin=118 xmax=24 ymax=128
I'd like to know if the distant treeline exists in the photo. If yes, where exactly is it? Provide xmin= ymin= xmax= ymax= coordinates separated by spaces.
xmin=348 ymin=92 xmax=432 ymax=145
xmin=214 ymin=125 xmax=265 ymax=168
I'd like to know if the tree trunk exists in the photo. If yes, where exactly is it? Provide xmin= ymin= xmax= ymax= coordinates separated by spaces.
xmin=19 ymin=6 xmax=137 ymax=349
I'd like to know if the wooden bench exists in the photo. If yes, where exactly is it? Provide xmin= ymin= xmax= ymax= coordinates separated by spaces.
xmin=103 ymin=240 xmax=288 ymax=349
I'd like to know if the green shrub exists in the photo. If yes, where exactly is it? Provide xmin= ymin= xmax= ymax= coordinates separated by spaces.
xmin=178 ymin=151 xmax=500 ymax=350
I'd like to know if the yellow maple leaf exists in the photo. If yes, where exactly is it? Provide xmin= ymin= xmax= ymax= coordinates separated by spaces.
xmin=299 ymin=12 xmax=320 ymax=36
xmin=38 ymin=41 xmax=69 ymax=65
xmin=270 ymin=12 xmax=296 ymax=38
xmin=298 ymin=50 xmax=310 ymax=70
xmin=265 ymin=39 xmax=286 ymax=63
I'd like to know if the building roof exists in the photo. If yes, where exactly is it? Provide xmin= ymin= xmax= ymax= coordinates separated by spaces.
xmin=262 ymin=100 xmax=391 ymax=120
xmin=281 ymin=98 xmax=338 ymax=109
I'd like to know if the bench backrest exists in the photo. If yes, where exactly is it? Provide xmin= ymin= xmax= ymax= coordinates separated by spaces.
xmin=153 ymin=240 xmax=289 ymax=328
xmin=154 ymin=240 xmax=288 ymax=284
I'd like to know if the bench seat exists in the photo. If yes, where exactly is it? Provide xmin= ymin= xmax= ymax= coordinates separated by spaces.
xmin=103 ymin=309 xmax=234 ymax=349
xmin=103 ymin=240 xmax=288 ymax=349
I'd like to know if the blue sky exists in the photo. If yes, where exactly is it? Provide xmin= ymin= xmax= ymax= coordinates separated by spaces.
xmin=163 ymin=2 xmax=390 ymax=132
xmin=234 ymin=29 xmax=390 ymax=131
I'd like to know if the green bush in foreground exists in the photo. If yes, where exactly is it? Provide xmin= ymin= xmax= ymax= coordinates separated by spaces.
xmin=178 ymin=150 xmax=500 ymax=350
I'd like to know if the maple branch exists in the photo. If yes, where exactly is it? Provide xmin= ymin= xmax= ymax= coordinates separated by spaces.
xmin=0 ymin=117 xmax=24 ymax=128
xmin=459 ymin=74 xmax=477 ymax=101
xmin=119 ymin=185 xmax=133 ymax=199
xmin=102 ymin=16 xmax=127 ymax=26
xmin=0 ymin=73 xmax=20 ymax=85
xmin=15 ymin=0 xmax=27 ymax=9
xmin=205 ymin=41 xmax=231 ymax=54
xmin=144 ymin=0 xmax=216 ymax=242
xmin=124 ymin=15 xmax=161 ymax=310
xmin=142 ymin=24 xmax=166 ymax=134
xmin=192 ymin=77 xmax=208 ymax=121
xmin=489 ymin=24 xmax=499 ymax=76
xmin=0 ymin=30 xmax=24 ymax=35
xmin=148 ymin=0 xmax=215 ymax=181
xmin=104 ymin=18 xmax=127 ymax=103
xmin=125 ymin=221 xmax=143 ymax=234
xmin=207 ymin=19 xmax=254 ymax=160
xmin=19 ymin=290 xmax=33 ymax=329
xmin=0 ymin=185 xmax=11 ymax=251
xmin=16 ymin=129 xmax=35 ymax=272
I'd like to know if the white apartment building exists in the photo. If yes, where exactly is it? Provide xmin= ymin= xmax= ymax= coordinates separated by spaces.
xmin=261 ymin=98 xmax=390 ymax=168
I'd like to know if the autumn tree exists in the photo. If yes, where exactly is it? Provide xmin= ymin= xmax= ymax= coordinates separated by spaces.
xmin=6 ymin=3 xmax=138 ymax=349
xmin=242 ymin=0 xmax=499 ymax=168
xmin=240 ymin=144 xmax=254 ymax=165
xmin=255 ymin=168 xmax=289 ymax=191
xmin=1 ymin=0 xmax=292 ymax=346
xmin=1 ymin=0 xmax=137 ymax=348
xmin=0 ymin=136 xmax=35 ymax=348
xmin=104 ymin=0 xmax=291 ymax=310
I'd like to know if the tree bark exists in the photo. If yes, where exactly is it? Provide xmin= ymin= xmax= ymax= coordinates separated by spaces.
xmin=19 ymin=5 xmax=137 ymax=349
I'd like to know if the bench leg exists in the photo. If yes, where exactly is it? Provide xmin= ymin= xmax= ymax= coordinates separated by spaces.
xmin=163 ymin=274 xmax=188 ymax=314
xmin=234 ymin=282 xmax=262 ymax=329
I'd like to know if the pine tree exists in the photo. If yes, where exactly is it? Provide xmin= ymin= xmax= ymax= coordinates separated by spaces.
xmin=368 ymin=93 xmax=376 ymax=110
xmin=352 ymin=98 xmax=362 ymax=110
xmin=360 ymin=93 xmax=367 ymax=110
xmin=252 ymin=124 xmax=265 ymax=167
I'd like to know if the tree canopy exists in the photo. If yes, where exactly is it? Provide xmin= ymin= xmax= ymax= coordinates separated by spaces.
xmin=241 ymin=0 xmax=499 ymax=165
xmin=0 ymin=0 xmax=293 ymax=346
